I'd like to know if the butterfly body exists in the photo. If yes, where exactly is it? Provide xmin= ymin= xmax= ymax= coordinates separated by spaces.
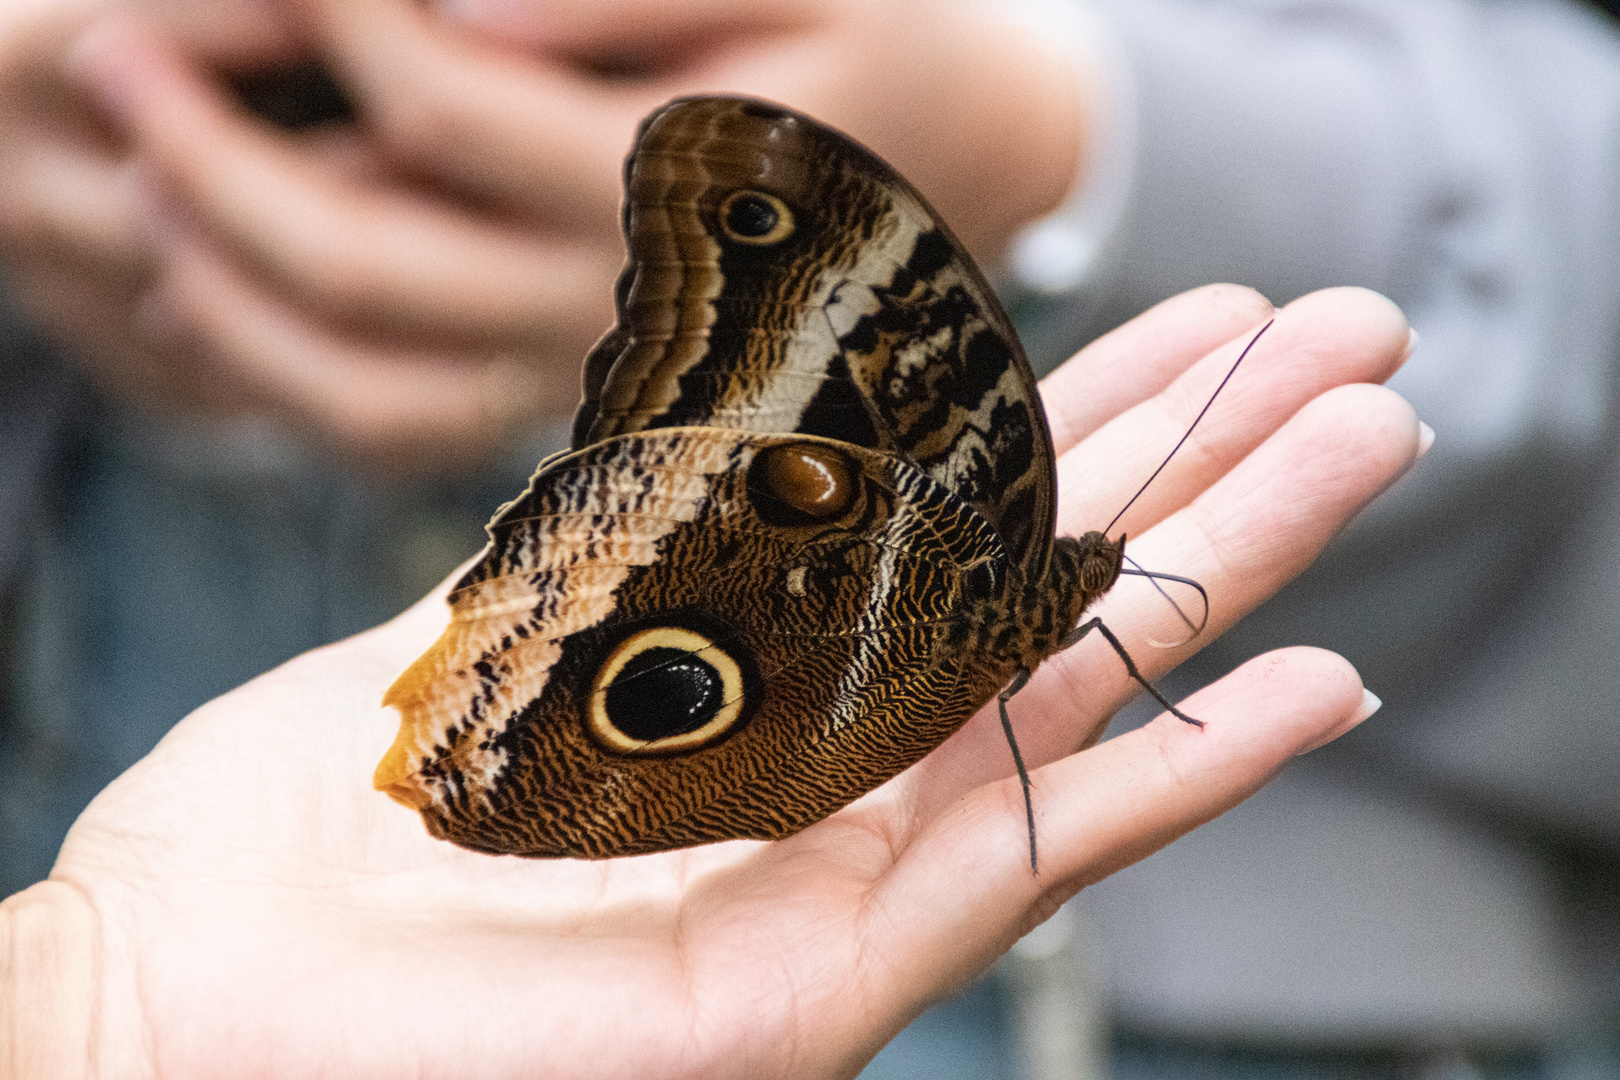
xmin=377 ymin=97 xmax=1125 ymax=858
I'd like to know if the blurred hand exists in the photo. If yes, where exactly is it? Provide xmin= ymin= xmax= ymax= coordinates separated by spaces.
xmin=52 ymin=13 xmax=589 ymax=472
xmin=0 ymin=0 xmax=299 ymax=415
xmin=56 ymin=0 xmax=1085 ymax=470
xmin=308 ymin=0 xmax=1085 ymax=262
xmin=5 ymin=286 xmax=1420 ymax=1079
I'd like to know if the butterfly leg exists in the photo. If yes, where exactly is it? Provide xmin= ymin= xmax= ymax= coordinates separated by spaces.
xmin=997 ymin=669 xmax=1039 ymax=874
xmin=1061 ymin=618 xmax=1206 ymax=729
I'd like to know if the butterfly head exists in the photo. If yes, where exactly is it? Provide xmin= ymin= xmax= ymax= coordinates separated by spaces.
xmin=1076 ymin=531 xmax=1126 ymax=595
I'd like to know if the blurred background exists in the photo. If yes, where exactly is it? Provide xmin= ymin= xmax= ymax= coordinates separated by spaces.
xmin=2 ymin=0 xmax=1618 ymax=1076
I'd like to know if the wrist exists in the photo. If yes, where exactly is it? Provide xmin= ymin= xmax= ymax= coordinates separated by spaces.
xmin=1 ymin=881 xmax=98 ymax=1080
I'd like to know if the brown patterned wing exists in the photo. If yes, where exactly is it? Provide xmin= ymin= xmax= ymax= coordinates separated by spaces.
xmin=376 ymin=428 xmax=1016 ymax=858
xmin=573 ymin=95 xmax=1057 ymax=569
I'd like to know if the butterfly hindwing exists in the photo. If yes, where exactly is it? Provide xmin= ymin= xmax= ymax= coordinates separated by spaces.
xmin=378 ymin=427 xmax=1016 ymax=858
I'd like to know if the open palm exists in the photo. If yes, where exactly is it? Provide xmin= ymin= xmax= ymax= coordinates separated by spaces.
xmin=34 ymin=285 xmax=1417 ymax=1079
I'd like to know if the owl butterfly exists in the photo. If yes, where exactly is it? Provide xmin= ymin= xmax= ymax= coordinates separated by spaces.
xmin=376 ymin=95 xmax=1239 ymax=868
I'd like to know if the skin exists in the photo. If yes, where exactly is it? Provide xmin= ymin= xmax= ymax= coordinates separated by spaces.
xmin=1 ymin=1 xmax=1422 ymax=1072
xmin=4 ymin=0 xmax=1083 ymax=471
xmin=2 ymin=284 xmax=1423 ymax=1079
xmin=0 ymin=0 xmax=299 ymax=411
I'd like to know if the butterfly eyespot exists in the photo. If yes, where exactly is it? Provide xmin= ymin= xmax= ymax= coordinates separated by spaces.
xmin=718 ymin=190 xmax=795 ymax=245
xmin=588 ymin=626 xmax=748 ymax=754
xmin=747 ymin=442 xmax=856 ymax=526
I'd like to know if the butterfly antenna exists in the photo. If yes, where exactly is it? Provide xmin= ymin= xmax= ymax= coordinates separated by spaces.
xmin=1070 ymin=323 xmax=1275 ymax=732
xmin=997 ymin=670 xmax=1039 ymax=874
xmin=1104 ymin=319 xmax=1275 ymax=537
xmin=1119 ymin=558 xmax=1210 ymax=641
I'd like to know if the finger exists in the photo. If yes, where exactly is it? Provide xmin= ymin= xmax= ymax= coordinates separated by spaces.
xmin=2 ymin=260 xmax=199 ymax=409
xmin=0 ymin=1 xmax=290 ymax=370
xmin=902 ymin=376 xmax=1419 ymax=820
xmin=1040 ymin=283 xmax=1275 ymax=456
xmin=143 ymin=215 xmax=575 ymax=471
xmin=871 ymin=286 xmax=1413 ymax=818
xmin=1 ymin=0 xmax=300 ymax=101
xmin=0 ymin=136 xmax=141 ymax=270
xmin=1035 ymin=380 xmax=1420 ymax=723
xmin=0 ymin=0 xmax=283 ymax=70
xmin=438 ymin=0 xmax=817 ymax=54
xmin=68 ymin=16 xmax=620 ymax=346
xmin=858 ymin=647 xmax=1369 ymax=1029
xmin=129 ymin=0 xmax=303 ymax=66
xmin=296 ymin=0 xmax=638 ymax=222
xmin=1052 ymin=285 xmax=1413 ymax=541
xmin=0 ymin=4 xmax=143 ymax=276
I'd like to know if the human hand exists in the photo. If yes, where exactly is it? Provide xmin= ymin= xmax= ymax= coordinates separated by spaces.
xmin=46 ymin=11 xmax=588 ymax=472
xmin=307 ymin=0 xmax=1085 ymax=263
xmin=4 ymin=284 xmax=1418 ymax=1079
xmin=59 ymin=0 xmax=1084 ymax=470
xmin=0 ymin=0 xmax=300 ymax=414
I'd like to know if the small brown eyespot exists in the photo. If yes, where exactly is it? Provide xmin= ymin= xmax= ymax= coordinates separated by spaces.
xmin=588 ymin=626 xmax=747 ymax=754
xmin=747 ymin=442 xmax=856 ymax=526
xmin=718 ymin=190 xmax=795 ymax=245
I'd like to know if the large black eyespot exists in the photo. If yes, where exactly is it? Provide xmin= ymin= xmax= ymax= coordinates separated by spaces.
xmin=588 ymin=627 xmax=746 ymax=753
xmin=605 ymin=648 xmax=719 ymax=740
xmin=719 ymin=190 xmax=795 ymax=246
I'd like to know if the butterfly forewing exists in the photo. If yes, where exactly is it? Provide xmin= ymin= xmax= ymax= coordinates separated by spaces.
xmin=574 ymin=96 xmax=1056 ymax=568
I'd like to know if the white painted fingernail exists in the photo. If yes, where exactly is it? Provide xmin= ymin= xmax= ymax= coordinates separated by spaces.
xmin=1349 ymin=688 xmax=1383 ymax=725
xmin=1401 ymin=327 xmax=1421 ymax=363
xmin=1296 ymin=689 xmax=1382 ymax=755
xmin=1416 ymin=421 xmax=1436 ymax=459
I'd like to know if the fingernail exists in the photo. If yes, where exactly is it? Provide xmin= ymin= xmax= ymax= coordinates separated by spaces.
xmin=1296 ymin=688 xmax=1381 ymax=755
xmin=1416 ymin=420 xmax=1436 ymax=459
xmin=1401 ymin=327 xmax=1421 ymax=363
xmin=1348 ymin=688 xmax=1383 ymax=726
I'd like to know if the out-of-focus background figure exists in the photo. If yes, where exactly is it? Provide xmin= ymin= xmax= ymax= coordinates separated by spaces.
xmin=1 ymin=1 xmax=1617 ymax=1077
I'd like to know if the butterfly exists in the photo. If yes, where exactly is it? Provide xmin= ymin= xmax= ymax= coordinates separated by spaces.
xmin=374 ymin=95 xmax=1207 ymax=863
